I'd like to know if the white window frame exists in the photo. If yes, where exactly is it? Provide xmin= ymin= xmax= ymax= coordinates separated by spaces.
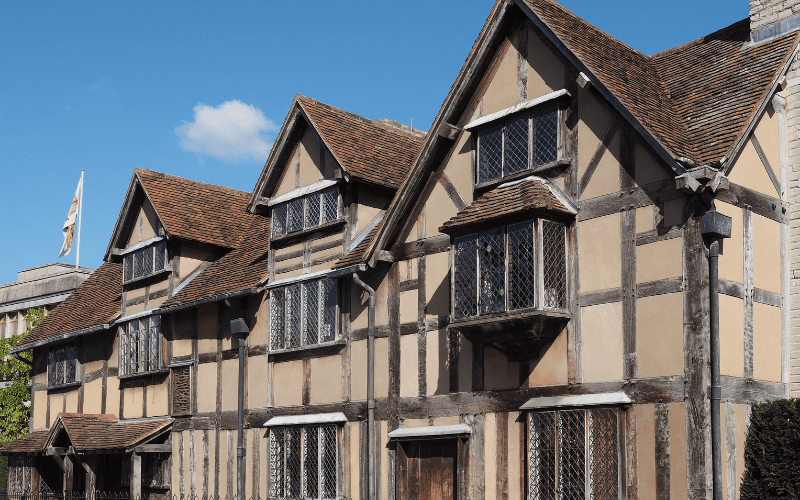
xmin=270 ymin=278 xmax=339 ymax=351
xmin=119 ymin=314 xmax=163 ymax=377
xmin=268 ymin=423 xmax=341 ymax=500
xmin=452 ymin=217 xmax=567 ymax=319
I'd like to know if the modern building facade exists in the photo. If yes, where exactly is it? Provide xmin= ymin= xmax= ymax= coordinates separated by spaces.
xmin=2 ymin=1 xmax=800 ymax=499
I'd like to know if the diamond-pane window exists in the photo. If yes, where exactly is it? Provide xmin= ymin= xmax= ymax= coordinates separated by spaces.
xmin=118 ymin=314 xmax=162 ymax=377
xmin=288 ymin=198 xmax=305 ymax=233
xmin=476 ymin=106 xmax=559 ymax=183
xmin=321 ymin=188 xmax=339 ymax=223
xmin=508 ymin=221 xmax=536 ymax=310
xmin=270 ymin=425 xmax=339 ymax=500
xmin=543 ymin=221 xmax=567 ymax=309
xmin=479 ymin=229 xmax=506 ymax=314
xmin=124 ymin=241 xmax=169 ymax=284
xmin=528 ymin=408 xmax=619 ymax=500
xmin=48 ymin=345 xmax=77 ymax=388
xmin=505 ymin=114 xmax=530 ymax=175
xmin=533 ymin=108 xmax=559 ymax=167
xmin=154 ymin=241 xmax=167 ymax=272
xmin=478 ymin=125 xmax=503 ymax=183
xmin=270 ymin=278 xmax=338 ymax=350
xmin=454 ymin=235 xmax=479 ymax=318
xmin=124 ymin=254 xmax=133 ymax=282
xmin=453 ymin=218 xmax=567 ymax=318
xmin=273 ymin=204 xmax=288 ymax=238
xmin=306 ymin=192 xmax=321 ymax=230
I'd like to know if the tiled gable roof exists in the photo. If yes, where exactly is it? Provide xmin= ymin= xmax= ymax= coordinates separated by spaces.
xmin=54 ymin=413 xmax=171 ymax=451
xmin=333 ymin=222 xmax=383 ymax=269
xmin=522 ymin=0 xmax=798 ymax=165
xmin=16 ymin=262 xmax=121 ymax=350
xmin=439 ymin=177 xmax=574 ymax=235
xmin=0 ymin=430 xmax=50 ymax=454
xmin=296 ymin=96 xmax=424 ymax=190
xmin=136 ymin=169 xmax=259 ymax=249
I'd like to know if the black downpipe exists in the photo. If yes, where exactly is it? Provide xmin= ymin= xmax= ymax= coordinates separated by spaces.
xmin=352 ymin=273 xmax=375 ymax=500
xmin=227 ymin=300 xmax=250 ymax=500
xmin=709 ymin=240 xmax=722 ymax=500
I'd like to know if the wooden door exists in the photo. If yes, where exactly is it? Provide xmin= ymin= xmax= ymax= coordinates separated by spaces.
xmin=397 ymin=439 xmax=457 ymax=500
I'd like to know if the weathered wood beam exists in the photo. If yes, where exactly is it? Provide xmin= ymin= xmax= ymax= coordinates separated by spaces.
xmin=437 ymin=123 xmax=461 ymax=141
xmin=134 ymin=443 xmax=172 ymax=453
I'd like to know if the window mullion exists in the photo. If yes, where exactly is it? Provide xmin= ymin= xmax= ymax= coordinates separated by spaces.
xmin=585 ymin=410 xmax=591 ymax=500
xmin=501 ymin=121 xmax=506 ymax=178
xmin=319 ymin=425 xmax=324 ymax=500
xmin=529 ymin=113 xmax=534 ymax=171
xmin=475 ymin=236 xmax=481 ymax=313
xmin=504 ymin=226 xmax=510 ymax=312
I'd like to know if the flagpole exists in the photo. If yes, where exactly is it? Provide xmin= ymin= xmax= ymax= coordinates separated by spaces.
xmin=76 ymin=169 xmax=84 ymax=269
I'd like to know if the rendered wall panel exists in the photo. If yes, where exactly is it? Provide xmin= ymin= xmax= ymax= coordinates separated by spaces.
xmin=578 ymin=214 xmax=622 ymax=293
xmin=527 ymin=27 xmax=565 ymax=99
xmin=636 ymin=238 xmax=683 ymax=284
xmin=400 ymin=334 xmax=417 ymax=398
xmin=426 ymin=252 xmax=451 ymax=321
xmin=728 ymin=140 xmax=780 ymax=198
xmin=197 ymin=361 xmax=217 ymax=413
xmin=221 ymin=359 xmax=238 ymax=412
xmin=637 ymin=293 xmax=684 ymax=378
xmin=482 ymin=40 xmax=518 ymax=116
xmin=32 ymin=391 xmax=46 ymax=429
xmin=147 ymin=377 xmax=169 ymax=417
xmin=637 ymin=404 xmax=657 ymax=500
xmin=522 ymin=329 xmax=568 ymax=387
xmin=247 ymin=354 xmax=268 ymax=409
xmin=581 ymin=301 xmax=624 ymax=382
xmin=716 ymin=202 xmax=745 ymax=285
xmin=753 ymin=302 xmax=782 ymax=382
xmin=580 ymin=133 xmax=621 ymax=201
xmin=426 ymin=182 xmax=461 ymax=238
xmin=634 ymin=140 xmax=672 ymax=186
xmin=124 ymin=384 xmax=143 ymax=419
xmin=719 ymin=294 xmax=745 ymax=378
xmin=485 ymin=346 xmax=520 ymax=391
xmin=426 ymin=329 xmax=449 ymax=396
xmin=197 ymin=304 xmax=218 ymax=354
xmin=669 ymin=402 xmax=688 ymax=500
xmin=442 ymin=133 xmax=473 ymax=206
xmin=752 ymin=213 xmax=781 ymax=294
xmin=310 ymin=355 xmax=342 ymax=404
xmin=272 ymin=360 xmax=303 ymax=407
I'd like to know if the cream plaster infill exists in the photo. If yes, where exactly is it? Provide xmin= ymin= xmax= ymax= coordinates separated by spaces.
xmin=464 ymin=89 xmax=570 ymax=131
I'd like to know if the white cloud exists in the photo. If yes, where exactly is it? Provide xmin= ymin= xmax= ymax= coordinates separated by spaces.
xmin=176 ymin=100 xmax=277 ymax=162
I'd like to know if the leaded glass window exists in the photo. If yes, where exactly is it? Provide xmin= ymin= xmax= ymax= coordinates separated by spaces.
xmin=453 ymin=218 xmax=567 ymax=319
xmin=477 ymin=106 xmax=559 ymax=184
xmin=271 ymin=278 xmax=338 ymax=350
xmin=122 ymin=240 xmax=169 ymax=284
xmin=528 ymin=408 xmax=619 ymax=500
xmin=269 ymin=425 xmax=339 ymax=500
xmin=271 ymin=187 xmax=341 ymax=238
xmin=47 ymin=345 xmax=77 ymax=388
xmin=119 ymin=315 xmax=163 ymax=376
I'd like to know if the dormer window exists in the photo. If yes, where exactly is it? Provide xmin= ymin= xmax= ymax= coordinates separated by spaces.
xmin=454 ymin=218 xmax=566 ymax=319
xmin=476 ymin=106 xmax=559 ymax=185
xmin=272 ymin=187 xmax=340 ymax=239
xmin=122 ymin=239 xmax=168 ymax=284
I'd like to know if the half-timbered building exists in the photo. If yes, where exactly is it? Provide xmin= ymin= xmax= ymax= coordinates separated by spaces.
xmin=3 ymin=1 xmax=800 ymax=499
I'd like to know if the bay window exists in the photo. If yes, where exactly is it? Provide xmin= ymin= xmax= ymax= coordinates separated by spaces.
xmin=453 ymin=218 xmax=566 ymax=319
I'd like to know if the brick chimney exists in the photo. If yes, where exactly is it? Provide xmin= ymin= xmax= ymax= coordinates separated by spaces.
xmin=750 ymin=1 xmax=800 ymax=41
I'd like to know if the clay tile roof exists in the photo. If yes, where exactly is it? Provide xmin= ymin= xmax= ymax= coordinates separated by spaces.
xmin=16 ymin=262 xmax=121 ymax=350
xmin=333 ymin=222 xmax=384 ymax=269
xmin=439 ymin=178 xmax=574 ymax=235
xmin=136 ymin=169 xmax=260 ymax=249
xmin=0 ymin=430 xmax=50 ymax=454
xmin=297 ymin=96 xmax=425 ymax=190
xmin=521 ymin=0 xmax=798 ymax=165
xmin=57 ymin=413 xmax=171 ymax=452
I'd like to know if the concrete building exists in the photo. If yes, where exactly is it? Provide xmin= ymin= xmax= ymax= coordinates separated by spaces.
xmin=0 ymin=263 xmax=93 ymax=340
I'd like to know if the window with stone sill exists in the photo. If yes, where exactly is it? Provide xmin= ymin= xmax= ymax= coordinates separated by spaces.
xmin=476 ymin=105 xmax=559 ymax=185
xmin=47 ymin=345 xmax=78 ymax=388
xmin=122 ymin=240 xmax=168 ymax=284
xmin=119 ymin=315 xmax=163 ymax=376
xmin=528 ymin=408 xmax=620 ymax=500
xmin=270 ymin=278 xmax=338 ymax=351
xmin=453 ymin=218 xmax=566 ymax=319
xmin=272 ymin=187 xmax=340 ymax=239
xmin=269 ymin=425 xmax=339 ymax=500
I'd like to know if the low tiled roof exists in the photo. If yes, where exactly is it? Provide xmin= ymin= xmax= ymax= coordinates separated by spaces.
xmin=297 ymin=96 xmax=424 ymax=190
xmin=0 ymin=430 xmax=50 ymax=454
xmin=522 ymin=0 xmax=798 ymax=165
xmin=136 ymin=169 xmax=261 ymax=249
xmin=333 ymin=222 xmax=383 ymax=269
xmin=16 ymin=262 xmax=121 ymax=350
xmin=55 ymin=413 xmax=171 ymax=451
xmin=439 ymin=178 xmax=573 ymax=234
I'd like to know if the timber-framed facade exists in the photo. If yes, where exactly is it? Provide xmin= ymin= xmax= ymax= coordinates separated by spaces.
xmin=3 ymin=1 xmax=800 ymax=499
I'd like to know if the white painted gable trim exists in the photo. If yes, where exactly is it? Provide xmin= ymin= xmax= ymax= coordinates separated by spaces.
xmin=520 ymin=392 xmax=631 ymax=411
xmin=464 ymin=89 xmax=570 ymax=131
xmin=388 ymin=424 xmax=472 ymax=440
xmin=267 ymin=179 xmax=341 ymax=207
xmin=263 ymin=412 xmax=347 ymax=427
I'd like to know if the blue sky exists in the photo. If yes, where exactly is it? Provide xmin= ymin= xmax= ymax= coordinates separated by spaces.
xmin=0 ymin=0 xmax=745 ymax=284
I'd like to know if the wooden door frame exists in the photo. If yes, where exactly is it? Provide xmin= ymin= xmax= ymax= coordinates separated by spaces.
xmin=393 ymin=436 xmax=469 ymax=500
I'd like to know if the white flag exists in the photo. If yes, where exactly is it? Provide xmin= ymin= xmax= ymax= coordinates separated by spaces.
xmin=59 ymin=176 xmax=83 ymax=257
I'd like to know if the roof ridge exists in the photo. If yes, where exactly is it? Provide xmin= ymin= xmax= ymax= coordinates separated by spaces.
xmin=650 ymin=18 xmax=750 ymax=59
xmin=135 ymin=168 xmax=250 ymax=198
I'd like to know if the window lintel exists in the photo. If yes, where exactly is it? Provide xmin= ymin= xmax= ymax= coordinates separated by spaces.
xmin=263 ymin=412 xmax=347 ymax=427
xmin=521 ymin=391 xmax=632 ymax=411
xmin=464 ymin=89 xmax=570 ymax=131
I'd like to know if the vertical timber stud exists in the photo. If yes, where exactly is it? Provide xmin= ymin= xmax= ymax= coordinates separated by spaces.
xmin=743 ymin=208 xmax=754 ymax=380
xmin=516 ymin=24 xmax=527 ymax=104
xmin=388 ymin=262 xmax=400 ymax=500
xmin=132 ymin=452 xmax=142 ymax=498
xmin=418 ymin=254 xmax=427 ymax=397
xmin=565 ymin=64 xmax=582 ymax=382
xmin=625 ymin=405 xmax=638 ymax=500
xmin=655 ymin=403 xmax=671 ymax=500
xmin=496 ymin=413 xmax=509 ymax=500
xmin=620 ymin=127 xmax=637 ymax=380
xmin=774 ymin=94 xmax=791 ymax=392
xmin=684 ymin=215 xmax=712 ymax=499
xmin=725 ymin=402 xmax=736 ymax=500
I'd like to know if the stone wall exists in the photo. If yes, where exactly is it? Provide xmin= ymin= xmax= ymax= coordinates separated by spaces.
xmin=751 ymin=0 xmax=800 ymax=32
xmin=785 ymin=52 xmax=800 ymax=396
